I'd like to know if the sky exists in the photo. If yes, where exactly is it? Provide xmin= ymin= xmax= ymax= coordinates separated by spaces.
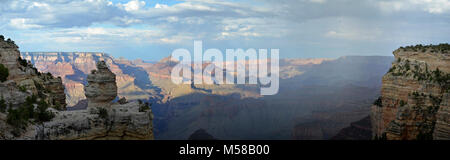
xmin=0 ymin=0 xmax=449 ymax=60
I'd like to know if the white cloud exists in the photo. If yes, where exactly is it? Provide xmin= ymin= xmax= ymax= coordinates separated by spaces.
xmin=155 ymin=3 xmax=169 ymax=9
xmin=1 ymin=0 xmax=449 ymax=58
xmin=119 ymin=0 xmax=146 ymax=12
xmin=9 ymin=18 xmax=43 ymax=29
xmin=378 ymin=0 xmax=450 ymax=14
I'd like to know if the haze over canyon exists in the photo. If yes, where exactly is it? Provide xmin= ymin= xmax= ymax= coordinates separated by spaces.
xmin=21 ymin=51 xmax=394 ymax=139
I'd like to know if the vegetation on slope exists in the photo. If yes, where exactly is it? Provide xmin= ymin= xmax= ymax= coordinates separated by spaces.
xmin=0 ymin=64 xmax=8 ymax=82
xmin=388 ymin=58 xmax=450 ymax=92
xmin=5 ymin=95 xmax=56 ymax=136
xmin=400 ymin=43 xmax=450 ymax=53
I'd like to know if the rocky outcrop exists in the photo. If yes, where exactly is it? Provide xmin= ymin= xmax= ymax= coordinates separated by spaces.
xmin=85 ymin=61 xmax=117 ymax=108
xmin=1 ymin=36 xmax=67 ymax=139
xmin=434 ymin=93 xmax=450 ymax=139
xmin=371 ymin=44 xmax=450 ymax=140
xmin=0 ymin=36 xmax=66 ymax=110
xmin=35 ymin=61 xmax=154 ymax=140
xmin=36 ymin=102 xmax=154 ymax=140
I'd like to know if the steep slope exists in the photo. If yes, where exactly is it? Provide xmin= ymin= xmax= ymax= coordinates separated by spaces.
xmin=1 ymin=36 xmax=67 ymax=139
xmin=371 ymin=44 xmax=449 ymax=140
xmin=0 ymin=37 xmax=66 ymax=109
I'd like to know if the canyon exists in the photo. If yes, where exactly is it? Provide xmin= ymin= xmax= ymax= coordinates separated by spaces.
xmin=21 ymin=51 xmax=394 ymax=139
xmin=3 ymin=36 xmax=448 ymax=140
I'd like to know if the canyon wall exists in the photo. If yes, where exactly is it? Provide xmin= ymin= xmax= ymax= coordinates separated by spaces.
xmin=371 ymin=44 xmax=449 ymax=140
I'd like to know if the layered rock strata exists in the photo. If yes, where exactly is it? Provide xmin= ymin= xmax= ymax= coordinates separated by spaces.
xmin=371 ymin=44 xmax=449 ymax=140
xmin=36 ymin=102 xmax=154 ymax=140
xmin=84 ymin=61 xmax=117 ymax=108
xmin=0 ymin=37 xmax=66 ymax=110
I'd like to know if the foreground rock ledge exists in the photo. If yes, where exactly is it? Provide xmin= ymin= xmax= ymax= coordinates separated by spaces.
xmin=36 ymin=102 xmax=154 ymax=140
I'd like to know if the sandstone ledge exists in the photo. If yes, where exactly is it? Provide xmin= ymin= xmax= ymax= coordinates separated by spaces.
xmin=36 ymin=102 xmax=154 ymax=140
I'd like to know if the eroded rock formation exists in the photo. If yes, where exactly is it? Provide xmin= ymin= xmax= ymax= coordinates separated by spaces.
xmin=85 ymin=61 xmax=117 ymax=108
xmin=36 ymin=102 xmax=154 ymax=140
xmin=371 ymin=44 xmax=450 ymax=140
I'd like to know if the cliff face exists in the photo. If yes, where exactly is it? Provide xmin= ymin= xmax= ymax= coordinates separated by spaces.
xmin=371 ymin=44 xmax=450 ymax=140
xmin=0 ymin=38 xmax=66 ymax=110
xmin=36 ymin=102 xmax=154 ymax=140
xmin=1 ymin=37 xmax=66 ymax=139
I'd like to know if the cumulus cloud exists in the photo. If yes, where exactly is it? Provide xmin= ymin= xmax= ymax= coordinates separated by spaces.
xmin=0 ymin=0 xmax=449 ymax=59
xmin=2 ymin=0 xmax=122 ymax=28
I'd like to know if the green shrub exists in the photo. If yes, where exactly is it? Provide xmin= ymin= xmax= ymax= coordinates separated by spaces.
xmin=17 ymin=57 xmax=28 ymax=67
xmin=388 ymin=66 xmax=396 ymax=73
xmin=373 ymin=97 xmax=382 ymax=107
xmin=374 ymin=133 xmax=387 ymax=140
xmin=33 ymin=100 xmax=54 ymax=123
xmin=53 ymin=101 xmax=62 ymax=111
xmin=6 ymin=95 xmax=55 ymax=129
xmin=139 ymin=102 xmax=151 ymax=112
xmin=97 ymin=108 xmax=108 ymax=119
xmin=400 ymin=100 xmax=406 ymax=106
xmin=6 ymin=38 xmax=14 ymax=44
xmin=0 ymin=97 xmax=6 ymax=113
xmin=0 ymin=64 xmax=9 ymax=82
xmin=416 ymin=132 xmax=433 ymax=140
xmin=402 ymin=43 xmax=449 ymax=53
xmin=18 ymin=85 xmax=27 ymax=92
xmin=6 ymin=107 xmax=29 ymax=129
xmin=25 ymin=95 xmax=37 ymax=105
xmin=404 ymin=60 xmax=410 ymax=71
